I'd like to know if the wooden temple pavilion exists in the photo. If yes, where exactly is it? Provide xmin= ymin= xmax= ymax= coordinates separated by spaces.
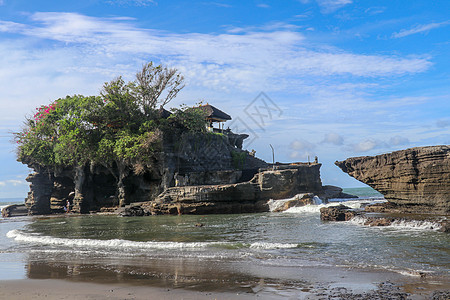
xmin=196 ymin=104 xmax=232 ymax=132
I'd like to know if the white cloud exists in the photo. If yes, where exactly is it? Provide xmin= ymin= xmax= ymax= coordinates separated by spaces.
xmin=257 ymin=4 xmax=270 ymax=8
xmin=224 ymin=22 xmax=301 ymax=33
xmin=316 ymin=0 xmax=352 ymax=13
xmin=0 ymin=12 xmax=431 ymax=92
xmin=345 ymin=133 xmax=412 ymax=154
xmin=364 ymin=7 xmax=385 ymax=15
xmin=105 ymin=0 xmax=156 ymax=6
xmin=202 ymin=2 xmax=232 ymax=8
xmin=392 ymin=21 xmax=450 ymax=38
xmin=290 ymin=139 xmax=316 ymax=151
xmin=322 ymin=132 xmax=344 ymax=145
xmin=351 ymin=139 xmax=386 ymax=152
xmin=0 ymin=179 xmax=27 ymax=186
xmin=289 ymin=139 xmax=317 ymax=160
xmin=0 ymin=12 xmax=440 ymax=168
xmin=388 ymin=135 xmax=409 ymax=146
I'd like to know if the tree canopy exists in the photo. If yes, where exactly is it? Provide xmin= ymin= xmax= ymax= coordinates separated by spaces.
xmin=15 ymin=62 xmax=206 ymax=172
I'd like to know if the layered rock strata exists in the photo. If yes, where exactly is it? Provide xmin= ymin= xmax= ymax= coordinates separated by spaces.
xmin=1 ymin=204 xmax=28 ymax=217
xmin=18 ymin=131 xmax=350 ymax=216
xmin=121 ymin=164 xmax=325 ymax=215
xmin=335 ymin=145 xmax=450 ymax=213
xmin=320 ymin=205 xmax=358 ymax=221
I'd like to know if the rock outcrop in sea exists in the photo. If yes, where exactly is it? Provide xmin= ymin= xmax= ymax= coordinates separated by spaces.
xmin=17 ymin=130 xmax=348 ymax=216
xmin=335 ymin=145 xmax=450 ymax=213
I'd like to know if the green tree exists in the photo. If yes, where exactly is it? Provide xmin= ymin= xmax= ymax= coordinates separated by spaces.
xmin=15 ymin=62 xmax=207 ymax=208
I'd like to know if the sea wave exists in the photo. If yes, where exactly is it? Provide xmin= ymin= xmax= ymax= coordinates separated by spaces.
xmin=348 ymin=216 xmax=442 ymax=231
xmin=6 ymin=230 xmax=301 ymax=251
xmin=249 ymin=242 xmax=299 ymax=249
xmin=270 ymin=197 xmax=386 ymax=214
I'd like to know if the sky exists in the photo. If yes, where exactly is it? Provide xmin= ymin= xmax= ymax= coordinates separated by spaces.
xmin=0 ymin=0 xmax=449 ymax=198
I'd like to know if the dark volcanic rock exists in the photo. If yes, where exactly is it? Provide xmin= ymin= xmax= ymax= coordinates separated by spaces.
xmin=25 ymin=172 xmax=53 ymax=215
xmin=320 ymin=205 xmax=358 ymax=221
xmin=335 ymin=145 xmax=450 ymax=213
xmin=119 ymin=204 xmax=150 ymax=217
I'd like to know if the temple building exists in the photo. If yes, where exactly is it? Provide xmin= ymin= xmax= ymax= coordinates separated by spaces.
xmin=195 ymin=104 xmax=232 ymax=132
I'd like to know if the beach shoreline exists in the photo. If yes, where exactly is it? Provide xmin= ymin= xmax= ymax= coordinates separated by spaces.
xmin=0 ymin=279 xmax=254 ymax=300
xmin=1 ymin=275 xmax=449 ymax=300
xmin=2 ymin=198 xmax=448 ymax=299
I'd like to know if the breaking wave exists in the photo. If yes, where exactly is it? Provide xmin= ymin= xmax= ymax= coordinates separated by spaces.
xmin=268 ymin=195 xmax=387 ymax=214
xmin=6 ymin=230 xmax=301 ymax=251
xmin=348 ymin=216 xmax=442 ymax=231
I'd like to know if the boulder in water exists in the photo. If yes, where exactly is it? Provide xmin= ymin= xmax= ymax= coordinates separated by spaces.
xmin=320 ymin=205 xmax=358 ymax=221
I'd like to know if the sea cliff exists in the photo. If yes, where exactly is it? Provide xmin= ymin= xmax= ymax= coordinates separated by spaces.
xmin=335 ymin=145 xmax=450 ymax=213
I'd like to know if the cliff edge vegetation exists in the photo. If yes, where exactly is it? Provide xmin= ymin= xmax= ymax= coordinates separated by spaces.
xmin=13 ymin=62 xmax=214 ymax=213
xmin=15 ymin=62 xmax=203 ymax=171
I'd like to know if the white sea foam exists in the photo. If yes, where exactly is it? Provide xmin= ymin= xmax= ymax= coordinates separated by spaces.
xmin=283 ymin=204 xmax=326 ymax=214
xmin=6 ymin=230 xmax=301 ymax=251
xmin=267 ymin=194 xmax=309 ymax=212
xmin=283 ymin=201 xmax=363 ymax=214
xmin=348 ymin=216 xmax=442 ymax=231
xmin=249 ymin=242 xmax=298 ymax=249
xmin=269 ymin=196 xmax=386 ymax=214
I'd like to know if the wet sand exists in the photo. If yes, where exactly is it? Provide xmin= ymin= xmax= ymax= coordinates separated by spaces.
xmin=0 ymin=279 xmax=258 ymax=300
xmin=1 ymin=270 xmax=449 ymax=300
xmin=4 ymin=252 xmax=450 ymax=299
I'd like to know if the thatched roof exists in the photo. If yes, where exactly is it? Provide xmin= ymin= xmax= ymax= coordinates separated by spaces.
xmin=196 ymin=104 xmax=231 ymax=122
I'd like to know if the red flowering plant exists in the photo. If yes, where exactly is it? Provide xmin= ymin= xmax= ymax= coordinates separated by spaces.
xmin=15 ymin=62 xmax=188 ymax=172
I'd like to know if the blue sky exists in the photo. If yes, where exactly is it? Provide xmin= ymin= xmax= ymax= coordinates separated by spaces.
xmin=0 ymin=0 xmax=449 ymax=198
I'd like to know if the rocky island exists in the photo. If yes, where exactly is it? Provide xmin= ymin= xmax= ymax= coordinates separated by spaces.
xmin=5 ymin=62 xmax=348 ymax=217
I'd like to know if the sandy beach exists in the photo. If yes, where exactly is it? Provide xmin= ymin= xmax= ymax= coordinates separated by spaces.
xmin=1 ymin=274 xmax=449 ymax=300
xmin=0 ymin=279 xmax=260 ymax=300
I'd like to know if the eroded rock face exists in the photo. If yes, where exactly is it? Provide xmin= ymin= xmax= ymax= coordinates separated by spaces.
xmin=138 ymin=165 xmax=324 ymax=215
xmin=251 ymin=164 xmax=322 ymax=200
xmin=25 ymin=172 xmax=53 ymax=215
xmin=319 ymin=205 xmax=358 ymax=221
xmin=335 ymin=146 xmax=450 ymax=213
xmin=148 ymin=181 xmax=265 ymax=215
xmin=19 ymin=132 xmax=269 ymax=216
xmin=19 ymin=132 xmax=330 ymax=216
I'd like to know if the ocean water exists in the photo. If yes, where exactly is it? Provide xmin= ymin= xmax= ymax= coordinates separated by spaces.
xmin=0 ymin=190 xmax=449 ymax=295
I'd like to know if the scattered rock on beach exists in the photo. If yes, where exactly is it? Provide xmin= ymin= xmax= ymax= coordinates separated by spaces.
xmin=431 ymin=290 xmax=450 ymax=300
xmin=313 ymin=281 xmax=409 ymax=300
